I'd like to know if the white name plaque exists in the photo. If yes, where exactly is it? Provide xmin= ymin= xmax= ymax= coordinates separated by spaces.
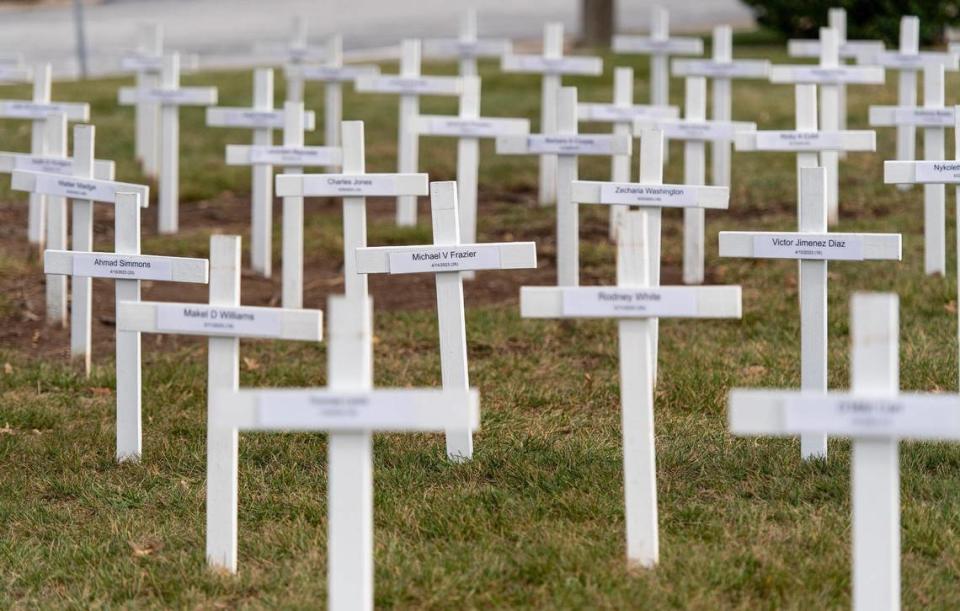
xmin=387 ymin=246 xmax=502 ymax=274
xmin=560 ymin=287 xmax=698 ymax=317
xmin=72 ymin=253 xmax=174 ymax=281
xmin=156 ymin=304 xmax=282 ymax=338
xmin=751 ymin=233 xmax=864 ymax=261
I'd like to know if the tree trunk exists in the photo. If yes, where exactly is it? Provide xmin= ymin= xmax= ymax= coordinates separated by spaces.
xmin=581 ymin=0 xmax=615 ymax=48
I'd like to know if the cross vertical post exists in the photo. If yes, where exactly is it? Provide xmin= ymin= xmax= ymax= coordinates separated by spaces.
xmin=459 ymin=8 xmax=479 ymax=77
xmin=539 ymin=23 xmax=563 ymax=206
xmin=557 ymin=86 xmax=579 ymax=287
xmin=456 ymin=76 xmax=481 ymax=252
xmin=160 ymin=53 xmax=180 ymax=233
xmin=683 ymin=77 xmax=707 ymax=285
xmin=251 ymin=69 xmax=275 ymax=277
xmin=70 ymin=124 xmax=95 ymax=373
xmin=710 ymin=26 xmax=733 ymax=186
xmin=114 ymin=192 xmax=142 ymax=461
xmin=923 ymin=63 xmax=946 ymax=276
xmin=342 ymin=121 xmax=368 ymax=301
xmin=137 ymin=23 xmax=163 ymax=177
xmin=324 ymin=35 xmax=343 ymax=147
xmin=819 ymin=28 xmax=842 ymax=224
xmin=610 ymin=67 xmax=633 ymax=237
xmin=28 ymin=63 xmax=51 ymax=249
xmin=281 ymin=102 xmax=306 ymax=308
xmin=398 ymin=39 xmax=422 ymax=226
xmin=44 ymin=113 xmax=68 ymax=326
xmin=898 ymin=17 xmax=919 ymax=184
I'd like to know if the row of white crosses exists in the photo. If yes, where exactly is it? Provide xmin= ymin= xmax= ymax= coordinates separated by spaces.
xmin=0 ymin=63 xmax=89 ymax=251
xmin=496 ymin=87 xmax=631 ymax=287
xmin=729 ymin=292 xmax=960 ymax=611
xmin=770 ymin=27 xmax=884 ymax=225
xmin=422 ymin=8 xmax=511 ymax=77
xmin=871 ymin=65 xmax=957 ymax=276
xmin=118 ymin=53 xmax=219 ymax=234
xmin=12 ymin=124 xmax=152 ymax=376
xmin=720 ymin=167 xmax=901 ymax=459
xmin=524 ymin=129 xmax=739 ymax=567
xmin=635 ymin=77 xmax=756 ymax=285
xmin=502 ymin=22 xmax=603 ymax=206
xmin=356 ymin=40 xmax=462 ymax=225
xmin=276 ymin=129 xmax=537 ymax=459
xmin=206 ymin=68 xmax=318 ymax=277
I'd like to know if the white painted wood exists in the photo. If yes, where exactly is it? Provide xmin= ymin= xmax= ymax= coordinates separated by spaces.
xmin=830 ymin=9 xmax=848 ymax=135
xmin=899 ymin=17 xmax=919 ymax=192
xmin=43 ymin=250 xmax=208 ymax=281
xmin=285 ymin=17 xmax=308 ymax=103
xmin=70 ymin=124 xmax=95 ymax=376
xmin=160 ymin=53 xmax=180 ymax=234
xmin=114 ymin=192 xmax=142 ymax=462
xmin=342 ymin=121 xmax=369 ymax=301
xmin=610 ymin=67 xmax=633 ymax=239
xmin=11 ymin=171 xmax=149 ymax=203
xmin=356 ymin=181 xmax=536 ymax=459
xmin=717 ymin=232 xmax=903 ymax=260
xmin=324 ymin=36 xmax=343 ymax=147
xmin=682 ymin=77 xmax=707 ymax=285
xmin=29 ymin=64 xmax=50 ymax=250
xmin=818 ymin=28 xmax=842 ymax=225
xmin=281 ymin=102 xmax=306 ymax=308
xmin=711 ymin=26 xmax=733 ymax=189
xmin=639 ymin=130 xmax=664 ymax=383
xmin=556 ymin=87 xmax=579 ymax=286
xmin=923 ymin=63 xmax=946 ymax=276
xmin=135 ymin=23 xmax=163 ymax=175
xmin=252 ymin=69 xmax=275 ymax=277
xmin=542 ymin=22 xmax=562 ymax=207
xmin=400 ymin=39 xmax=422 ymax=226
xmin=43 ymin=113 xmax=67 ymax=327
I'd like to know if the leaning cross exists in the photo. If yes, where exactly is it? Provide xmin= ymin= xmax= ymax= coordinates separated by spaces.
xmin=884 ymin=106 xmax=960 ymax=380
xmin=12 ymin=124 xmax=150 ymax=376
xmin=496 ymin=86 xmax=631 ymax=287
xmin=634 ymin=76 xmax=755 ymax=285
xmin=613 ymin=5 xmax=702 ymax=113
xmin=355 ymin=39 xmax=461 ymax=226
xmin=207 ymin=68 xmax=317 ymax=277
xmin=414 ymin=74 xmax=530 ymax=272
xmin=118 ymin=53 xmax=219 ymax=234
xmin=283 ymin=35 xmax=379 ymax=147
xmin=423 ymin=8 xmax=511 ymax=77
xmin=871 ymin=64 xmax=953 ymax=276
xmin=0 ymin=113 xmax=114 ymax=325
xmin=719 ymin=167 xmax=902 ymax=460
xmin=44 ymin=192 xmax=208 ymax=461
xmin=521 ymin=206 xmax=741 ymax=569
xmin=861 ymin=15 xmax=958 ymax=187
xmin=229 ymin=101 xmax=341 ymax=308
xmin=729 ymin=292 xmax=960 ymax=611
xmin=116 ymin=234 xmax=323 ymax=572
xmin=210 ymin=294 xmax=478 ymax=608
xmin=355 ymin=181 xmax=536 ymax=461
xmin=577 ymin=66 xmax=678 ymax=239
xmin=735 ymin=83 xmax=875 ymax=214
xmin=770 ymin=27 xmax=884 ymax=224
xmin=671 ymin=25 xmax=770 ymax=187
xmin=0 ymin=63 xmax=89 ymax=250
xmin=275 ymin=120 xmax=430 ymax=301
xmin=501 ymin=22 xmax=603 ymax=206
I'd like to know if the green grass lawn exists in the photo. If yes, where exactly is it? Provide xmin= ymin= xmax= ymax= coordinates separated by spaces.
xmin=2 ymin=37 xmax=960 ymax=608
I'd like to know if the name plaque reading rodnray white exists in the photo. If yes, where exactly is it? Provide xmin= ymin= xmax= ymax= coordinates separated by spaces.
xmin=560 ymin=287 xmax=698 ymax=317
xmin=751 ymin=233 xmax=865 ymax=261
xmin=155 ymin=304 xmax=282 ymax=338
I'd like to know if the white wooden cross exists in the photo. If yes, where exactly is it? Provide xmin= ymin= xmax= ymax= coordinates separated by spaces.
xmin=884 ymin=106 xmax=960 ymax=380
xmin=770 ymin=27 xmax=885 ymax=224
xmin=736 ymin=83 xmax=875 ymax=215
xmin=356 ymin=181 xmax=536 ymax=461
xmin=355 ymin=39 xmax=461 ymax=226
xmin=12 ymin=124 xmax=151 ymax=376
xmin=521 ymin=207 xmax=741 ymax=569
xmin=501 ymin=22 xmax=603 ymax=206
xmin=283 ymin=35 xmax=379 ymax=147
xmin=229 ymin=101 xmax=341 ymax=308
xmin=577 ymin=66 xmax=678 ymax=239
xmin=207 ymin=68 xmax=318 ymax=278
xmin=633 ymin=77 xmax=756 ymax=285
xmin=119 ymin=24 xmax=201 ymax=179
xmin=414 ymin=75 xmax=530 ymax=274
xmin=719 ymin=167 xmax=902 ymax=460
xmin=497 ymin=87 xmax=631 ymax=287
xmin=115 ymin=234 xmax=323 ymax=572
xmin=612 ymin=5 xmax=703 ymax=112
xmin=422 ymin=8 xmax=511 ymax=77
xmin=44 ymin=191 xmax=208 ymax=461
xmin=671 ymin=25 xmax=770 ymax=187
xmin=0 ymin=113 xmax=114 ymax=325
xmin=275 ymin=120 xmax=430 ymax=301
xmin=860 ymin=15 xmax=958 ymax=188
xmin=787 ymin=8 xmax=885 ymax=134
xmin=210 ymin=294 xmax=478 ymax=607
xmin=0 ymin=63 xmax=89 ymax=250
xmin=280 ymin=17 xmax=329 ymax=103
xmin=573 ymin=127 xmax=729 ymax=385
xmin=729 ymin=292 xmax=960 ymax=611
xmin=118 ymin=53 xmax=218 ymax=234
xmin=871 ymin=64 xmax=952 ymax=276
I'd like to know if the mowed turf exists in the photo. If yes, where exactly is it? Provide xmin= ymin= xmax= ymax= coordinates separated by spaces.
xmin=2 ymin=32 xmax=960 ymax=608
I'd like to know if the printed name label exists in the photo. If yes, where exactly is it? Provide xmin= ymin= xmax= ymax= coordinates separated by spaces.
xmin=892 ymin=107 xmax=955 ymax=126
xmin=615 ymin=38 xmax=701 ymax=53
xmin=579 ymin=103 xmax=677 ymax=122
xmin=156 ymin=304 xmax=282 ymax=338
xmin=72 ymin=253 xmax=174 ymax=281
xmin=14 ymin=156 xmax=73 ymax=174
xmin=302 ymin=174 xmax=400 ymax=196
xmin=784 ymin=67 xmax=880 ymax=84
xmin=526 ymin=135 xmax=617 ymax=155
xmin=875 ymin=52 xmax=949 ymax=69
xmin=560 ymin=287 xmax=698 ymax=317
xmin=35 ymin=174 xmax=119 ymax=202
xmin=299 ymin=66 xmax=377 ymax=81
xmin=783 ymin=395 xmax=960 ymax=437
xmin=660 ymin=121 xmax=740 ymax=141
xmin=751 ymin=233 xmax=864 ymax=260
xmin=388 ymin=246 xmax=502 ymax=274
xmin=218 ymin=109 xmax=284 ymax=127
xmin=0 ymin=101 xmax=81 ymax=119
xmin=915 ymin=161 xmax=960 ymax=183
xmin=676 ymin=60 xmax=768 ymax=78
xmin=754 ymin=131 xmax=843 ymax=150
xmin=504 ymin=55 xmax=601 ymax=74
xmin=422 ymin=117 xmax=508 ymax=137
xmin=363 ymin=76 xmax=459 ymax=94
xmin=140 ymin=88 xmax=214 ymax=104
xmin=249 ymin=146 xmax=339 ymax=166
xmin=121 ymin=55 xmax=162 ymax=71
xmin=599 ymin=183 xmax=696 ymax=206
